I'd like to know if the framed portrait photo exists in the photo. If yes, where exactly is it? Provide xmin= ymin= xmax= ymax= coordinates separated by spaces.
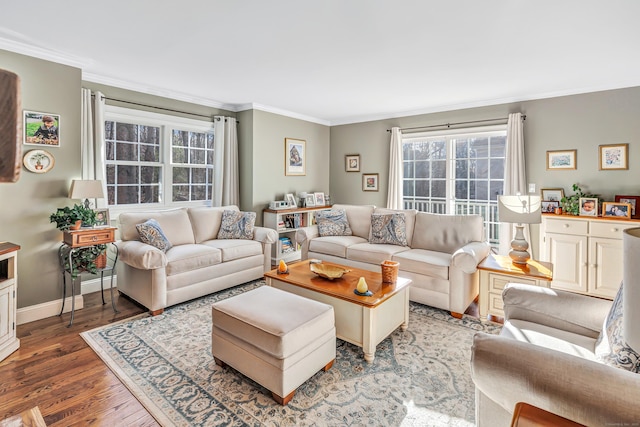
xmin=615 ymin=195 xmax=640 ymax=218
xmin=579 ymin=197 xmax=598 ymax=217
xmin=541 ymin=188 xmax=565 ymax=202
xmin=599 ymin=143 xmax=628 ymax=170
xmin=93 ymin=209 xmax=110 ymax=227
xmin=345 ymin=154 xmax=360 ymax=172
xmin=602 ymin=202 xmax=631 ymax=219
xmin=541 ymin=200 xmax=560 ymax=213
xmin=24 ymin=110 xmax=60 ymax=147
xmin=285 ymin=193 xmax=297 ymax=208
xmin=546 ymin=150 xmax=576 ymax=170
xmin=285 ymin=137 xmax=305 ymax=176
xmin=362 ymin=173 xmax=379 ymax=192
xmin=314 ymin=192 xmax=325 ymax=206
xmin=305 ymin=194 xmax=316 ymax=207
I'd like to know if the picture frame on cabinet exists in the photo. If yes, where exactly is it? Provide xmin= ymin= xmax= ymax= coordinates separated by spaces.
xmin=599 ymin=143 xmax=628 ymax=170
xmin=345 ymin=154 xmax=360 ymax=172
xmin=94 ymin=209 xmax=110 ymax=227
xmin=541 ymin=188 xmax=565 ymax=202
xmin=305 ymin=194 xmax=316 ymax=207
xmin=546 ymin=150 xmax=576 ymax=170
xmin=285 ymin=193 xmax=297 ymax=208
xmin=602 ymin=202 xmax=632 ymax=219
xmin=314 ymin=192 xmax=325 ymax=206
xmin=579 ymin=197 xmax=598 ymax=217
xmin=541 ymin=200 xmax=560 ymax=213
xmin=615 ymin=195 xmax=640 ymax=218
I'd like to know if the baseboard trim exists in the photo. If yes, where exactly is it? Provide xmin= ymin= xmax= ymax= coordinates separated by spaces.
xmin=81 ymin=275 xmax=118 ymax=295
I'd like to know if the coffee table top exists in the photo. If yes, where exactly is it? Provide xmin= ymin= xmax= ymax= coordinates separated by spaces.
xmin=264 ymin=260 xmax=411 ymax=308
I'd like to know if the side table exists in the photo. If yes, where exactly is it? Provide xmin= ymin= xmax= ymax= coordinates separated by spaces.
xmin=478 ymin=254 xmax=553 ymax=321
xmin=58 ymin=227 xmax=119 ymax=327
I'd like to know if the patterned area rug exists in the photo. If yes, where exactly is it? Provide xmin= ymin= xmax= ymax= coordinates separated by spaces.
xmin=81 ymin=280 xmax=501 ymax=426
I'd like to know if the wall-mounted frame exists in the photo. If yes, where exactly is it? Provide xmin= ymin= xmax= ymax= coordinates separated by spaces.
xmin=546 ymin=150 xmax=576 ymax=170
xmin=579 ymin=197 xmax=598 ymax=217
xmin=94 ymin=209 xmax=110 ymax=227
xmin=599 ymin=143 xmax=628 ymax=170
xmin=285 ymin=137 xmax=305 ymax=176
xmin=362 ymin=173 xmax=379 ymax=192
xmin=541 ymin=200 xmax=560 ymax=213
xmin=602 ymin=202 xmax=631 ymax=219
xmin=314 ymin=192 xmax=325 ymax=206
xmin=285 ymin=193 xmax=297 ymax=208
xmin=541 ymin=188 xmax=565 ymax=202
xmin=615 ymin=195 xmax=640 ymax=219
xmin=22 ymin=149 xmax=55 ymax=174
xmin=345 ymin=154 xmax=360 ymax=172
xmin=24 ymin=110 xmax=60 ymax=147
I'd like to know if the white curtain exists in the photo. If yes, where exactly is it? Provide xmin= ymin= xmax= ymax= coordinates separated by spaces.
xmin=386 ymin=127 xmax=403 ymax=209
xmin=499 ymin=113 xmax=529 ymax=256
xmin=213 ymin=116 xmax=239 ymax=207
xmin=80 ymin=89 xmax=107 ymax=208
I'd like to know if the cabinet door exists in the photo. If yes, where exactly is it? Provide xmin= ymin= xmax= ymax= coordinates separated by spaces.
xmin=588 ymin=237 xmax=623 ymax=299
xmin=545 ymin=232 xmax=587 ymax=293
xmin=0 ymin=283 xmax=14 ymax=349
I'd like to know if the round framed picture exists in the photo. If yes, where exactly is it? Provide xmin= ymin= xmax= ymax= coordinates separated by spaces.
xmin=23 ymin=149 xmax=55 ymax=174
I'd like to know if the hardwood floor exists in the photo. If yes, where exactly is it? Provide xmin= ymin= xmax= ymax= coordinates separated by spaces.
xmin=0 ymin=290 xmax=159 ymax=426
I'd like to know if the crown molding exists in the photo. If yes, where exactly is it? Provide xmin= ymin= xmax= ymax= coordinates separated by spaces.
xmin=240 ymin=103 xmax=330 ymax=126
xmin=0 ymin=36 xmax=91 ymax=69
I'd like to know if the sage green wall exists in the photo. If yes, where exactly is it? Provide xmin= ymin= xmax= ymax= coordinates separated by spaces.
xmin=237 ymin=109 xmax=254 ymax=213
xmin=330 ymin=86 xmax=640 ymax=255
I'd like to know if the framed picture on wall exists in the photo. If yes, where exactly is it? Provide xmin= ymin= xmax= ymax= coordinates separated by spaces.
xmin=23 ymin=110 xmax=61 ymax=147
xmin=362 ymin=173 xmax=379 ymax=191
xmin=599 ymin=143 xmax=628 ymax=170
xmin=285 ymin=138 xmax=305 ymax=176
xmin=345 ymin=154 xmax=360 ymax=172
xmin=546 ymin=150 xmax=576 ymax=170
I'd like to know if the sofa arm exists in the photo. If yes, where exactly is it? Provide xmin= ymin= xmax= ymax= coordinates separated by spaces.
xmin=253 ymin=226 xmax=277 ymax=244
xmin=116 ymin=240 xmax=167 ymax=270
xmin=471 ymin=333 xmax=640 ymax=426
xmin=503 ymin=283 xmax=611 ymax=337
xmin=295 ymin=226 xmax=319 ymax=260
xmin=451 ymin=241 xmax=491 ymax=274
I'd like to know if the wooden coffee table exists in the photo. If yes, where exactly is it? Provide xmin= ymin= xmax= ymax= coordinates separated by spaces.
xmin=264 ymin=260 xmax=412 ymax=363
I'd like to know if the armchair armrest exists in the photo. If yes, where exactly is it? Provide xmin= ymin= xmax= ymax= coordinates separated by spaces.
xmin=503 ymin=283 xmax=611 ymax=337
xmin=253 ymin=226 xmax=277 ymax=244
xmin=116 ymin=240 xmax=167 ymax=270
xmin=471 ymin=333 xmax=640 ymax=426
xmin=451 ymin=241 xmax=491 ymax=274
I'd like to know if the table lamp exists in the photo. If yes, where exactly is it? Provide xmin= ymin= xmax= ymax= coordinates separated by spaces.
xmin=498 ymin=194 xmax=541 ymax=265
xmin=69 ymin=179 xmax=105 ymax=209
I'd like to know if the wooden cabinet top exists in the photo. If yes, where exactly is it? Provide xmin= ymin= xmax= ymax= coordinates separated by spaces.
xmin=263 ymin=206 xmax=331 ymax=214
xmin=542 ymin=213 xmax=640 ymax=223
xmin=0 ymin=242 xmax=20 ymax=256
xmin=478 ymin=254 xmax=553 ymax=281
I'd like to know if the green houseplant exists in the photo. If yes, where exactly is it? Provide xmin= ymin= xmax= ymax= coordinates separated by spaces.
xmin=49 ymin=204 xmax=97 ymax=231
xmin=60 ymin=244 xmax=108 ymax=279
xmin=561 ymin=184 xmax=598 ymax=215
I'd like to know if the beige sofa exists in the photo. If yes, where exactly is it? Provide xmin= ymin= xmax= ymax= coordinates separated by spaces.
xmin=116 ymin=206 xmax=277 ymax=314
xmin=295 ymin=204 xmax=491 ymax=317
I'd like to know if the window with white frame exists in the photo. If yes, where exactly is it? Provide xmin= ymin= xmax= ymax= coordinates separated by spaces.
xmin=104 ymin=106 xmax=214 ymax=209
xmin=402 ymin=126 xmax=506 ymax=247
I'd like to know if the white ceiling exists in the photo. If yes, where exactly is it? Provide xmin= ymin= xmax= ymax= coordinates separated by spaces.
xmin=1 ymin=1 xmax=639 ymax=125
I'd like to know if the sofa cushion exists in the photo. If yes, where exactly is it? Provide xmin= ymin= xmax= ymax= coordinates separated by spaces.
xmin=315 ymin=208 xmax=352 ymax=237
xmin=189 ymin=205 xmax=239 ymax=243
xmin=412 ymin=212 xmax=483 ymax=253
xmin=370 ymin=212 xmax=408 ymax=246
xmin=374 ymin=208 xmax=417 ymax=246
xmin=165 ymin=244 xmax=222 ymax=276
xmin=347 ymin=242 xmax=411 ymax=265
xmin=119 ymin=207 xmax=195 ymax=246
xmin=595 ymin=283 xmax=640 ymax=373
xmin=308 ymin=235 xmax=367 ymax=258
xmin=332 ymin=204 xmax=375 ymax=239
xmin=392 ymin=249 xmax=450 ymax=280
xmin=202 ymin=239 xmax=263 ymax=262
xmin=217 ymin=210 xmax=256 ymax=240
xmin=136 ymin=219 xmax=173 ymax=252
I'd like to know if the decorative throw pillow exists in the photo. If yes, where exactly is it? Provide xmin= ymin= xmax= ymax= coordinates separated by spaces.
xmin=316 ymin=209 xmax=353 ymax=237
xmin=136 ymin=219 xmax=173 ymax=252
xmin=370 ymin=213 xmax=408 ymax=246
xmin=595 ymin=282 xmax=640 ymax=373
xmin=217 ymin=210 xmax=256 ymax=240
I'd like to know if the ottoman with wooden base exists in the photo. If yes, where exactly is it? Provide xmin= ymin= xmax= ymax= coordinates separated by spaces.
xmin=211 ymin=286 xmax=336 ymax=405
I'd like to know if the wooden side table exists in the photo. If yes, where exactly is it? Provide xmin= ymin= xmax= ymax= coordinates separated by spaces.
xmin=58 ymin=227 xmax=119 ymax=327
xmin=478 ymin=254 xmax=553 ymax=321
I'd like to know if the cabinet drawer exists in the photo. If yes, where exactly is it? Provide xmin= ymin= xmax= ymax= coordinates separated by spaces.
xmin=590 ymin=221 xmax=637 ymax=239
xmin=544 ymin=218 xmax=588 ymax=235
xmin=64 ymin=228 xmax=115 ymax=247
xmin=489 ymin=273 xmax=537 ymax=293
xmin=489 ymin=292 xmax=504 ymax=312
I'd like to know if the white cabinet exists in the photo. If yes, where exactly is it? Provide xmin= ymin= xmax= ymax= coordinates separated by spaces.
xmin=263 ymin=207 xmax=330 ymax=265
xmin=0 ymin=242 xmax=20 ymax=362
xmin=540 ymin=215 xmax=639 ymax=299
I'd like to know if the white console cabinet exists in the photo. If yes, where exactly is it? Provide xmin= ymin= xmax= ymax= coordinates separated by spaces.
xmin=539 ymin=214 xmax=640 ymax=299
xmin=0 ymin=242 xmax=20 ymax=362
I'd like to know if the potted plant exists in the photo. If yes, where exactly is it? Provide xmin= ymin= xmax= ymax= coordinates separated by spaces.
xmin=560 ymin=183 xmax=598 ymax=216
xmin=49 ymin=204 xmax=97 ymax=231
xmin=60 ymin=244 xmax=108 ymax=279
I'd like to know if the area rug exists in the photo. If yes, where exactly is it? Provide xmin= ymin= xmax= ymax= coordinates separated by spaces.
xmin=81 ymin=280 xmax=501 ymax=426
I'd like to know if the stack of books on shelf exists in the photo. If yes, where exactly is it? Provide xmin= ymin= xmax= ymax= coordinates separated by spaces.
xmin=279 ymin=237 xmax=295 ymax=254
xmin=282 ymin=213 xmax=303 ymax=229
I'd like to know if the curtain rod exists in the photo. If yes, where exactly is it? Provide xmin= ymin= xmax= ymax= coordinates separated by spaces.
xmin=386 ymin=115 xmax=525 ymax=132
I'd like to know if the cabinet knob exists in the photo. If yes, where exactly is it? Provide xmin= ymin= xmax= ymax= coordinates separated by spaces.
xmin=563 ymin=224 xmax=570 ymax=228
xmin=612 ymin=228 xmax=619 ymax=232
xmin=92 ymin=236 xmax=98 ymax=241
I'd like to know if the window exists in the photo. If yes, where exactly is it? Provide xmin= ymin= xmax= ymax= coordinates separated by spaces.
xmin=105 ymin=106 xmax=214 ymax=210
xmin=402 ymin=126 xmax=506 ymax=247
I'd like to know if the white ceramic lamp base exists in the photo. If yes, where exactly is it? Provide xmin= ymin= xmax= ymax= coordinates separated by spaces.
xmin=509 ymin=224 xmax=530 ymax=265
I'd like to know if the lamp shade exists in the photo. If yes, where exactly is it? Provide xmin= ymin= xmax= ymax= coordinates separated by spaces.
xmin=623 ymin=228 xmax=640 ymax=351
xmin=69 ymin=179 xmax=105 ymax=200
xmin=498 ymin=195 xmax=541 ymax=225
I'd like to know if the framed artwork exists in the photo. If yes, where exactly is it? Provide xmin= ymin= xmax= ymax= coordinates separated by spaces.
xmin=362 ymin=173 xmax=379 ymax=191
xmin=345 ymin=154 xmax=360 ymax=172
xmin=24 ymin=110 xmax=60 ymax=147
xmin=615 ymin=195 xmax=640 ymax=218
xmin=579 ymin=197 xmax=598 ymax=217
xmin=285 ymin=193 xmax=297 ymax=208
xmin=305 ymin=194 xmax=316 ymax=207
xmin=94 ymin=209 xmax=110 ymax=227
xmin=541 ymin=200 xmax=560 ymax=213
xmin=541 ymin=188 xmax=565 ymax=202
xmin=602 ymin=202 xmax=631 ymax=219
xmin=285 ymin=138 xmax=305 ymax=176
xmin=599 ymin=143 xmax=628 ymax=170
xmin=314 ymin=192 xmax=325 ymax=206
xmin=546 ymin=150 xmax=576 ymax=170
xmin=22 ymin=149 xmax=54 ymax=173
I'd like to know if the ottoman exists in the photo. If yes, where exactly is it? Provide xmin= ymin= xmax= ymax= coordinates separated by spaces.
xmin=211 ymin=286 xmax=336 ymax=405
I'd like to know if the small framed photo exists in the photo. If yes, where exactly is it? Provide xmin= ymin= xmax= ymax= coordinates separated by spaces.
xmin=94 ymin=209 xmax=110 ymax=227
xmin=285 ymin=193 xmax=297 ymax=208
xmin=599 ymin=143 xmax=628 ymax=170
xmin=345 ymin=154 xmax=360 ymax=172
xmin=615 ymin=195 xmax=640 ymax=218
xmin=24 ymin=110 xmax=60 ymax=146
xmin=314 ymin=192 xmax=325 ymax=206
xmin=285 ymin=137 xmax=305 ymax=176
xmin=541 ymin=188 xmax=565 ymax=202
xmin=362 ymin=173 xmax=379 ymax=191
xmin=541 ymin=200 xmax=560 ymax=213
xmin=602 ymin=202 xmax=631 ymax=219
xmin=546 ymin=150 xmax=576 ymax=170
xmin=579 ymin=197 xmax=598 ymax=217
xmin=305 ymin=194 xmax=316 ymax=207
